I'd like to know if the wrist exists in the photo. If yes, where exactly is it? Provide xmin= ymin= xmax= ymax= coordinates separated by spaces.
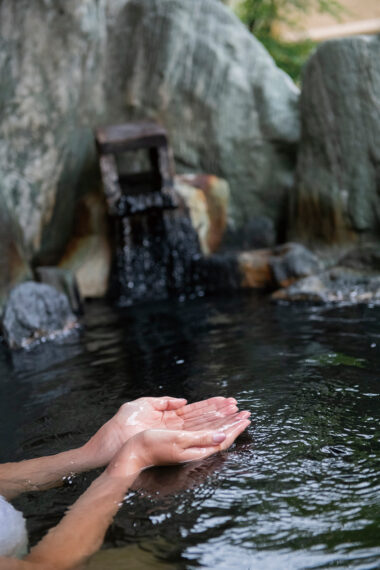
xmin=106 ymin=440 xmax=149 ymax=478
xmin=61 ymin=444 xmax=96 ymax=473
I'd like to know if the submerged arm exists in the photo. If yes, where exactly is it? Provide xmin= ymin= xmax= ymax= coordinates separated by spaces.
xmin=0 ymin=467 xmax=138 ymax=570
xmin=25 ymin=468 xmax=138 ymax=570
xmin=25 ymin=424 xmax=246 ymax=570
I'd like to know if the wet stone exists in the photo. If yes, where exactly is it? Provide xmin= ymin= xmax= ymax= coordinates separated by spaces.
xmin=1 ymin=282 xmax=78 ymax=349
xmin=270 ymin=243 xmax=321 ymax=288
xmin=35 ymin=266 xmax=83 ymax=315
xmin=273 ymin=267 xmax=380 ymax=305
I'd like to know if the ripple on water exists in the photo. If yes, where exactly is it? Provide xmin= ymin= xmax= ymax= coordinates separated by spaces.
xmin=1 ymin=298 xmax=379 ymax=568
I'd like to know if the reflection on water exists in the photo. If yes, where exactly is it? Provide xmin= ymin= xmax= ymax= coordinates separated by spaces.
xmin=0 ymin=295 xmax=379 ymax=569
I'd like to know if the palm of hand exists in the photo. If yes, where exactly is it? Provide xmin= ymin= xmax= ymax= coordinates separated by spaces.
xmin=92 ymin=396 xmax=239 ymax=464
xmin=115 ymin=396 xmax=238 ymax=436
xmin=114 ymin=400 xmax=183 ymax=438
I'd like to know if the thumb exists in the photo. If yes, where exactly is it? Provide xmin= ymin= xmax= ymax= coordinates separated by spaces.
xmin=153 ymin=397 xmax=187 ymax=411
xmin=180 ymin=430 xmax=226 ymax=449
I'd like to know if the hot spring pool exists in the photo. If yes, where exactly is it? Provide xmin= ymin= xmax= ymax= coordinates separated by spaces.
xmin=0 ymin=294 xmax=379 ymax=569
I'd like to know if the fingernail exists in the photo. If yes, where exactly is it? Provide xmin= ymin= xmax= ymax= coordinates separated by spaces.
xmin=213 ymin=432 xmax=226 ymax=443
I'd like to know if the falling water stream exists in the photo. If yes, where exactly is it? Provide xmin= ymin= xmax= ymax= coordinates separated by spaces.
xmin=0 ymin=295 xmax=379 ymax=569
xmin=113 ymin=209 xmax=202 ymax=305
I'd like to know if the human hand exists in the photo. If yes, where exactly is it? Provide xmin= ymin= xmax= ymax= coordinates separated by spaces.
xmin=85 ymin=396 xmax=245 ymax=467
xmin=107 ymin=415 xmax=251 ymax=477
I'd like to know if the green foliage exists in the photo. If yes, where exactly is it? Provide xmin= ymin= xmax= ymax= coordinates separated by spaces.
xmin=234 ymin=0 xmax=343 ymax=82
xmin=259 ymin=35 xmax=316 ymax=82
xmin=237 ymin=0 xmax=342 ymax=36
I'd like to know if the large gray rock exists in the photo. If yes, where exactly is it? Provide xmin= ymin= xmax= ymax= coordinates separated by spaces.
xmin=117 ymin=0 xmax=300 ymax=232
xmin=273 ymin=268 xmax=380 ymax=306
xmin=0 ymin=0 xmax=107 ymax=265
xmin=289 ymin=36 xmax=380 ymax=246
xmin=0 ymin=0 xmax=299 ymax=276
xmin=269 ymin=243 xmax=321 ymax=288
xmin=2 ymin=282 xmax=78 ymax=349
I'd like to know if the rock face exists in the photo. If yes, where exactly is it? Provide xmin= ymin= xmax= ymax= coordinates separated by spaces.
xmin=119 ymin=0 xmax=300 ymax=233
xmin=289 ymin=36 xmax=380 ymax=246
xmin=0 ymin=194 xmax=32 ymax=311
xmin=35 ymin=267 xmax=83 ymax=314
xmin=273 ymin=245 xmax=380 ymax=305
xmin=0 ymin=0 xmax=107 ymax=265
xmin=175 ymin=174 xmax=229 ymax=255
xmin=0 ymin=0 xmax=299 ymax=282
xmin=238 ymin=243 xmax=320 ymax=289
xmin=269 ymin=243 xmax=320 ymax=288
xmin=2 ymin=282 xmax=78 ymax=349
xmin=273 ymin=269 xmax=380 ymax=305
xmin=59 ymin=192 xmax=112 ymax=298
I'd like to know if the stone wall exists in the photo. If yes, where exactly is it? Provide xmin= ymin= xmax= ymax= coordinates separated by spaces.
xmin=0 ymin=0 xmax=300 ymax=282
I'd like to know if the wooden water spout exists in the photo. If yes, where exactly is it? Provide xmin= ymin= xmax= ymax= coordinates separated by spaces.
xmin=95 ymin=122 xmax=201 ymax=304
xmin=95 ymin=122 xmax=179 ymax=216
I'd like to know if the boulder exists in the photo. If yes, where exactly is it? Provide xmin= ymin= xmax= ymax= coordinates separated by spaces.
xmin=0 ymin=0 xmax=107 ymax=265
xmin=35 ymin=266 xmax=83 ymax=314
xmin=1 ymin=282 xmax=78 ymax=349
xmin=0 ymin=194 xmax=32 ymax=311
xmin=0 ymin=0 xmax=299 ymax=302
xmin=175 ymin=180 xmax=210 ymax=255
xmin=338 ymin=244 xmax=380 ymax=273
xmin=238 ymin=216 xmax=277 ymax=250
xmin=118 ymin=0 xmax=300 ymax=233
xmin=59 ymin=192 xmax=112 ymax=298
xmin=175 ymin=174 xmax=229 ymax=254
xmin=238 ymin=250 xmax=274 ymax=289
xmin=0 ymin=0 xmax=299 ymax=292
xmin=289 ymin=36 xmax=380 ymax=246
xmin=273 ymin=268 xmax=380 ymax=305
xmin=269 ymin=243 xmax=321 ymax=288
xmin=238 ymin=242 xmax=320 ymax=289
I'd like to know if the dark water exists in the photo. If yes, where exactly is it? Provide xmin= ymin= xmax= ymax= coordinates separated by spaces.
xmin=0 ymin=295 xmax=379 ymax=569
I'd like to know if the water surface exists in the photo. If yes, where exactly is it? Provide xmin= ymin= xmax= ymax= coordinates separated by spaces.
xmin=0 ymin=295 xmax=379 ymax=569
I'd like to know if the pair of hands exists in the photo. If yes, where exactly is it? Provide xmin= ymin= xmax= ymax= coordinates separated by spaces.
xmin=84 ymin=396 xmax=250 ymax=477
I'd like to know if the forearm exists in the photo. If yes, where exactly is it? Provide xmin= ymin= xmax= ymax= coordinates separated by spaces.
xmin=25 ymin=465 xmax=141 ymax=570
xmin=0 ymin=446 xmax=96 ymax=500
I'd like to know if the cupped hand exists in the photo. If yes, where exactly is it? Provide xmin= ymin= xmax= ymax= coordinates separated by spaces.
xmin=85 ymin=396 xmax=245 ymax=466
xmin=107 ymin=415 xmax=251 ymax=477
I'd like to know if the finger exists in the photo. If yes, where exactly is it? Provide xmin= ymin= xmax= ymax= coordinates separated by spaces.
xmin=182 ymin=405 xmax=239 ymax=424
xmin=178 ymin=429 xmax=227 ymax=449
xmin=179 ymin=421 xmax=250 ymax=462
xmin=150 ymin=397 xmax=188 ymax=411
xmin=186 ymin=409 xmax=250 ymax=426
xmin=183 ymin=409 xmax=247 ymax=429
xmin=176 ymin=397 xmax=235 ymax=417
xmin=180 ymin=399 xmax=238 ymax=420
xmin=219 ymin=419 xmax=250 ymax=451
xmin=180 ymin=446 xmax=222 ymax=462
xmin=185 ymin=411 xmax=251 ymax=431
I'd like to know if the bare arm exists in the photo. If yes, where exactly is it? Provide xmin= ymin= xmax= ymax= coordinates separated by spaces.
xmin=26 ymin=422 xmax=248 ymax=570
xmin=0 ymin=396 xmax=247 ymax=500
xmin=0 ymin=446 xmax=95 ymax=501
xmin=0 ymin=468 xmax=138 ymax=570
xmin=25 ymin=469 xmax=138 ymax=570
xmin=1 ymin=418 xmax=249 ymax=570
